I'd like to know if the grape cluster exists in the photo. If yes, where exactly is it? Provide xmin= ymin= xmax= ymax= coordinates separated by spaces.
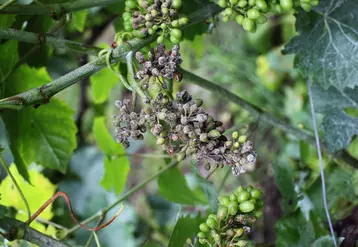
xmin=196 ymin=186 xmax=263 ymax=246
xmin=135 ymin=43 xmax=183 ymax=90
xmin=216 ymin=0 xmax=319 ymax=32
xmin=122 ymin=0 xmax=188 ymax=44
xmin=113 ymin=91 xmax=257 ymax=175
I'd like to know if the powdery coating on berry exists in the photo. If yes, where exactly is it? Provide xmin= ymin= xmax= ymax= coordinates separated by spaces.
xmin=113 ymin=90 xmax=257 ymax=175
xmin=135 ymin=43 xmax=182 ymax=80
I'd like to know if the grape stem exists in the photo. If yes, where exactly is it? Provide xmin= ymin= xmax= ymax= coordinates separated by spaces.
xmin=306 ymin=78 xmax=337 ymax=247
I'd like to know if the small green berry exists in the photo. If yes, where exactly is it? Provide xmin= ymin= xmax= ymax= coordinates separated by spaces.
xmin=170 ymin=28 xmax=182 ymax=39
xmin=199 ymin=223 xmax=210 ymax=232
xmin=228 ymin=201 xmax=239 ymax=215
xmin=171 ymin=20 xmax=180 ymax=27
xmin=172 ymin=0 xmax=182 ymax=9
xmin=217 ymin=206 xmax=228 ymax=220
xmin=237 ymin=191 xmax=251 ymax=203
xmin=218 ymin=0 xmax=228 ymax=8
xmin=238 ymin=0 xmax=247 ymax=7
xmin=206 ymin=218 xmax=217 ymax=228
xmin=156 ymin=137 xmax=166 ymax=145
xmin=253 ymin=210 xmax=263 ymax=218
xmin=197 ymin=231 xmax=206 ymax=239
xmin=179 ymin=17 xmax=189 ymax=26
xmin=208 ymin=129 xmax=221 ymax=139
xmin=236 ymin=14 xmax=245 ymax=25
xmin=251 ymin=189 xmax=262 ymax=199
xmin=238 ymin=135 xmax=247 ymax=143
xmin=157 ymin=36 xmax=164 ymax=43
xmin=236 ymin=228 xmax=244 ymax=237
xmin=247 ymin=9 xmax=260 ymax=19
xmin=232 ymin=131 xmax=239 ymax=140
xmin=239 ymin=201 xmax=255 ymax=213
xmin=230 ymin=194 xmax=237 ymax=201
xmin=170 ymin=35 xmax=181 ymax=44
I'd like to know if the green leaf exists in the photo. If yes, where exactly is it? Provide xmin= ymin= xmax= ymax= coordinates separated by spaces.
xmin=0 ymin=145 xmax=4 ymax=154
xmin=93 ymin=117 xmax=124 ymax=156
xmin=101 ymin=156 xmax=130 ymax=195
xmin=158 ymin=166 xmax=206 ymax=205
xmin=305 ymin=166 xmax=357 ymax=220
xmin=93 ymin=117 xmax=130 ymax=194
xmin=312 ymin=236 xmax=337 ymax=247
xmin=272 ymin=163 xmax=297 ymax=212
xmin=312 ymin=85 xmax=358 ymax=152
xmin=18 ymin=15 xmax=53 ymax=67
xmin=70 ymin=10 xmax=89 ymax=32
xmin=2 ymin=99 xmax=77 ymax=173
xmin=0 ymin=40 xmax=18 ymax=85
xmin=90 ymin=68 xmax=118 ymax=104
xmin=275 ymin=211 xmax=315 ymax=247
xmin=168 ymin=213 xmax=203 ymax=247
xmin=284 ymin=0 xmax=358 ymax=91
xmin=0 ymin=15 xmax=16 ymax=28
xmin=190 ymin=162 xmax=218 ymax=212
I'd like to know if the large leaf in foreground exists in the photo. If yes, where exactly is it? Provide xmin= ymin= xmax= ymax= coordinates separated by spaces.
xmin=284 ymin=0 xmax=358 ymax=91
xmin=1 ymin=66 xmax=77 ymax=176
xmin=312 ymin=85 xmax=358 ymax=151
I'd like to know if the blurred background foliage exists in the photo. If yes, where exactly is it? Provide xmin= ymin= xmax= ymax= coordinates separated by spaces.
xmin=1 ymin=0 xmax=358 ymax=246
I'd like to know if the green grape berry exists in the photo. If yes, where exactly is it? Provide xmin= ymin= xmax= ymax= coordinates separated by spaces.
xmin=229 ymin=0 xmax=239 ymax=5
xmin=251 ymin=189 xmax=262 ymax=199
xmin=230 ymin=193 xmax=237 ymax=201
xmin=249 ymin=198 xmax=257 ymax=205
xmin=218 ymin=0 xmax=228 ymax=8
xmin=280 ymin=0 xmax=293 ymax=10
xmin=122 ymin=12 xmax=131 ymax=21
xmin=157 ymin=36 xmax=164 ymax=43
xmin=170 ymin=28 xmax=182 ymax=39
xmin=256 ymin=0 xmax=268 ymax=9
xmin=197 ymin=231 xmax=206 ymax=239
xmin=236 ymin=15 xmax=245 ymax=25
xmin=217 ymin=206 xmax=228 ymax=220
xmin=226 ymin=229 xmax=235 ymax=237
xmin=179 ymin=17 xmax=189 ymax=26
xmin=248 ymin=0 xmax=256 ymax=6
xmin=228 ymin=201 xmax=239 ymax=215
xmin=172 ymin=0 xmax=182 ymax=9
xmin=238 ymin=0 xmax=247 ymax=7
xmin=235 ymin=185 xmax=244 ymax=194
xmin=247 ymin=9 xmax=260 ymax=20
xmin=206 ymin=218 xmax=217 ymax=228
xmin=237 ymin=240 xmax=248 ymax=247
xmin=255 ymin=14 xmax=267 ymax=24
xmin=199 ymin=223 xmax=210 ymax=232
xmin=300 ymin=2 xmax=312 ymax=11
xmin=222 ymin=16 xmax=230 ymax=22
xmin=160 ymin=23 xmax=167 ymax=30
xmin=232 ymin=131 xmax=239 ymax=140
xmin=253 ymin=210 xmax=263 ymax=218
xmin=162 ymin=7 xmax=169 ymax=15
xmin=219 ymin=195 xmax=230 ymax=206
xmin=242 ymin=18 xmax=255 ymax=31
xmin=208 ymin=214 xmax=217 ymax=220
xmin=238 ymin=135 xmax=247 ymax=143
xmin=152 ymin=24 xmax=159 ymax=31
xmin=236 ymin=191 xmax=251 ymax=202
xmin=125 ymin=0 xmax=136 ymax=9
xmin=198 ymin=239 xmax=207 ymax=244
xmin=246 ymin=185 xmax=254 ymax=192
xmin=171 ymin=20 xmax=180 ymax=27
xmin=235 ymin=228 xmax=244 ymax=237
xmin=170 ymin=35 xmax=181 ymax=44
xmin=239 ymin=201 xmax=255 ymax=213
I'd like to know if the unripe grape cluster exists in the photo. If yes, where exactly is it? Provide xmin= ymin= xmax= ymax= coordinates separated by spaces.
xmin=122 ymin=0 xmax=188 ymax=44
xmin=216 ymin=0 xmax=320 ymax=32
xmin=196 ymin=185 xmax=263 ymax=246
xmin=113 ymin=91 xmax=257 ymax=175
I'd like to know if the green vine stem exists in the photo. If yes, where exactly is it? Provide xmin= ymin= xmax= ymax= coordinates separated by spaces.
xmin=0 ymin=154 xmax=31 ymax=222
xmin=0 ymin=217 xmax=69 ymax=247
xmin=64 ymin=161 xmax=179 ymax=236
xmin=0 ymin=28 xmax=101 ymax=56
xmin=0 ymin=3 xmax=221 ymax=110
xmin=180 ymin=68 xmax=358 ymax=169
xmin=0 ymin=0 xmax=121 ymax=15
xmin=0 ymin=0 xmax=17 ymax=11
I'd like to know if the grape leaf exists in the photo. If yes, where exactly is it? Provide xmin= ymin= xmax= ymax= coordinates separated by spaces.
xmin=90 ymin=68 xmax=118 ymax=104
xmin=284 ymin=0 xmax=358 ymax=91
xmin=168 ymin=213 xmax=203 ymax=247
xmin=0 ymin=164 xmax=57 ymax=233
xmin=158 ymin=166 xmax=207 ymax=205
xmin=272 ymin=163 xmax=297 ymax=212
xmin=142 ymin=241 xmax=161 ymax=247
xmin=93 ymin=117 xmax=130 ymax=194
xmin=1 ymin=66 xmax=77 ymax=176
xmin=0 ymin=40 xmax=18 ymax=85
xmin=190 ymin=162 xmax=218 ymax=212
xmin=70 ymin=10 xmax=88 ymax=32
xmin=101 ymin=156 xmax=130 ymax=195
xmin=312 ymin=236 xmax=339 ymax=247
xmin=312 ymin=85 xmax=358 ymax=152
xmin=0 ymin=15 xmax=15 ymax=28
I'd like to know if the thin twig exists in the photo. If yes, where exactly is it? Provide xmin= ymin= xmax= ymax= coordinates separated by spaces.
xmin=0 ymin=28 xmax=101 ymax=55
xmin=0 ymin=0 xmax=16 ymax=11
xmin=65 ymin=161 xmax=179 ymax=236
xmin=0 ymin=155 xmax=31 ymax=222
xmin=306 ymin=78 xmax=337 ymax=247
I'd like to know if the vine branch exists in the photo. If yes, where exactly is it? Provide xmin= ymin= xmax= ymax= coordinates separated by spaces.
xmin=0 ymin=217 xmax=69 ymax=247
xmin=0 ymin=0 xmax=122 ymax=15
xmin=180 ymin=68 xmax=358 ymax=169
xmin=0 ymin=28 xmax=101 ymax=56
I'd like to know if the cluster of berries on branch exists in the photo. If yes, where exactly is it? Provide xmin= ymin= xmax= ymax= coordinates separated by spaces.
xmin=195 ymin=185 xmax=264 ymax=247
xmin=122 ymin=0 xmax=188 ymax=44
